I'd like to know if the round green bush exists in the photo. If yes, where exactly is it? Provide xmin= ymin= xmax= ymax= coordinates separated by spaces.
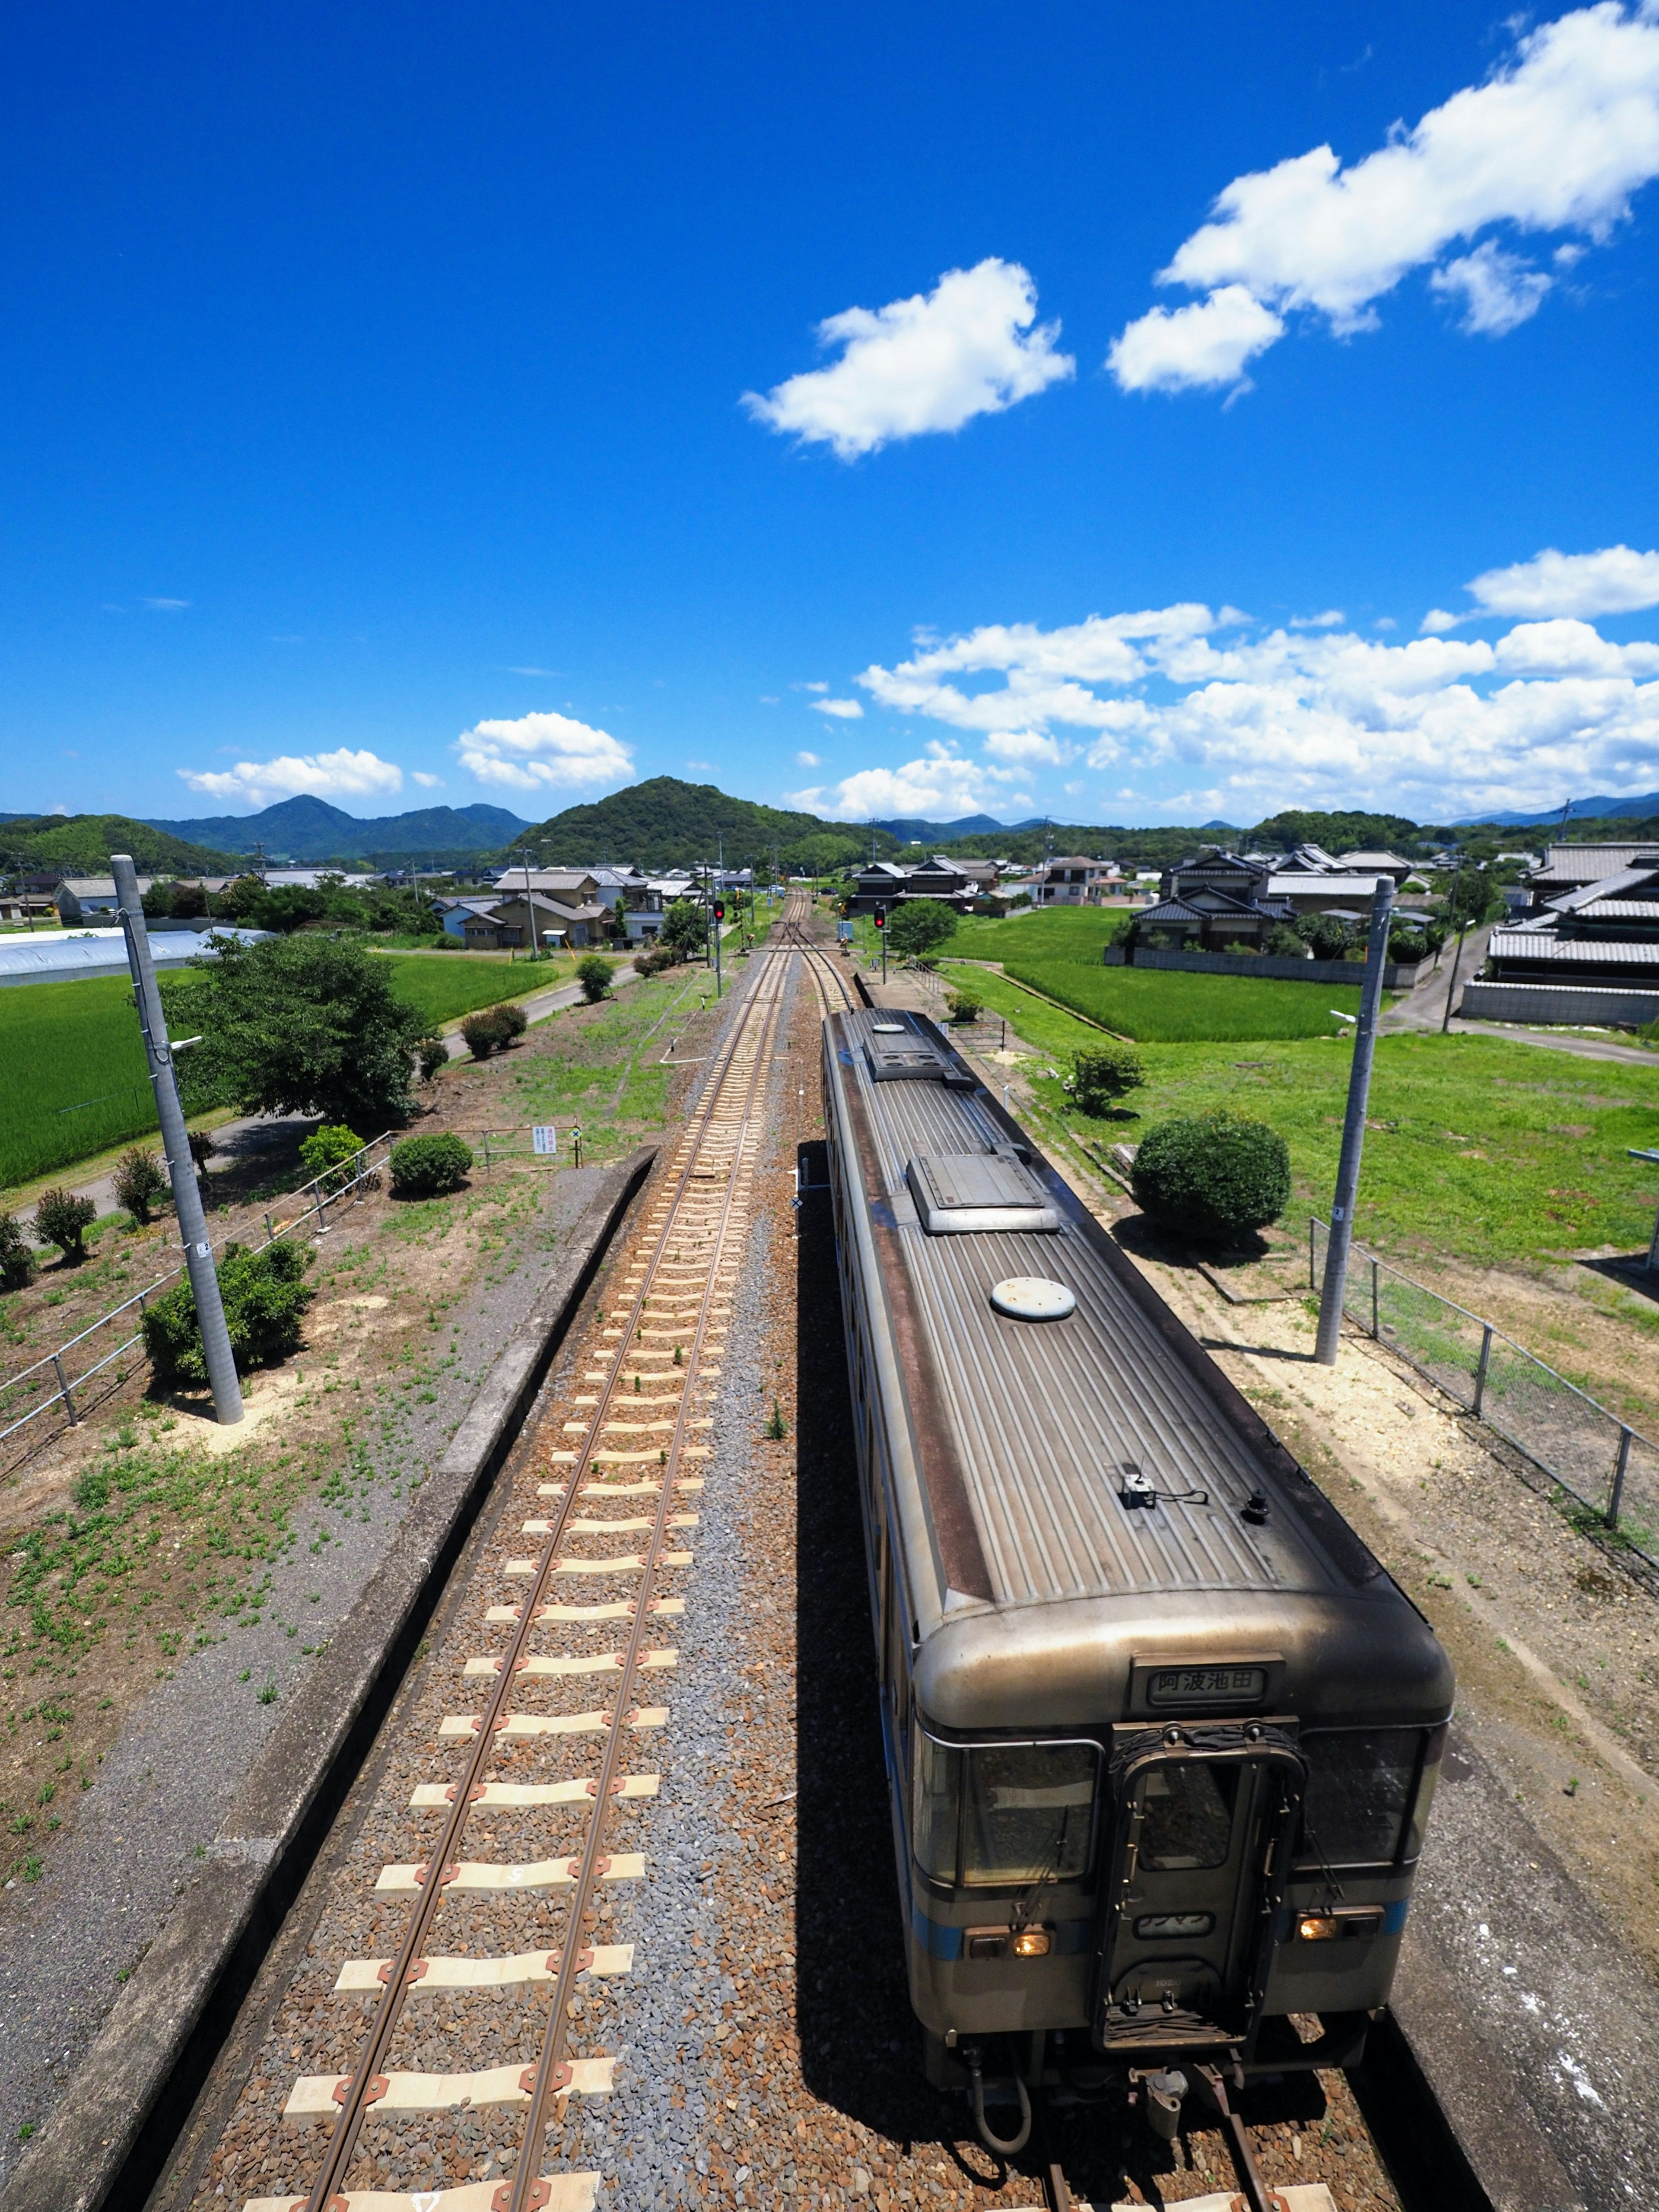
xmin=575 ymin=954 xmax=614 ymax=1004
xmin=112 ymin=1148 xmax=169 ymax=1224
xmin=142 ymin=1239 xmax=316 ymax=1388
xmin=461 ymin=1009 xmax=512 ymax=1059
xmin=495 ymin=1001 xmax=530 ymax=1038
xmin=1130 ymin=1112 xmax=1291 ymax=1249
xmin=945 ymin=989 xmax=982 ymax=1024
xmin=299 ymin=1123 xmax=366 ymax=1192
xmin=1066 ymin=1042 xmax=1146 ymax=1117
xmin=389 ymin=1131 xmax=474 ymax=1197
xmin=0 ymin=1213 xmax=35 ymax=1293
xmin=414 ymin=1035 xmax=449 ymax=1082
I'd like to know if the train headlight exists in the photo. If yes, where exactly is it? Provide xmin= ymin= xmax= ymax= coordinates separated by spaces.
xmin=1297 ymin=1916 xmax=1341 ymax=1942
xmin=1011 ymin=1928 xmax=1052 ymax=1958
xmin=1297 ymin=1908 xmax=1384 ymax=1942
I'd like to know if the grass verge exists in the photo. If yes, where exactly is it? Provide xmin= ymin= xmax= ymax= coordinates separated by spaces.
xmin=1008 ymin=957 xmax=1363 ymax=1042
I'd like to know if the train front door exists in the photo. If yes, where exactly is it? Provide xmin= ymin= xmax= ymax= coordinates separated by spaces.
xmin=1096 ymin=1749 xmax=1299 ymax=2038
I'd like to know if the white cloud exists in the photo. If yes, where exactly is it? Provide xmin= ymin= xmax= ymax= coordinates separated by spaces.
xmin=797 ymin=680 xmax=829 ymax=693
xmin=177 ymin=747 xmax=404 ymax=807
xmin=1108 ymin=285 xmax=1284 ymax=394
xmin=744 ymin=258 xmax=1074 ymax=459
xmin=795 ymin=750 xmax=822 ymax=767
xmin=1290 ymin=609 xmax=1346 ymax=629
xmin=1468 ymin=543 xmax=1659 ymax=617
xmin=507 ymin=664 xmax=560 ymax=677
xmin=812 ymin=697 xmax=864 ymax=719
xmin=455 ymin=710 xmax=632 ymax=795
xmin=411 ymin=771 xmax=445 ymax=788
xmin=801 ymin=741 xmax=1032 ymax=822
xmin=1420 ymin=608 xmax=1462 ymax=634
xmin=848 ymin=592 xmax=1659 ymax=820
xmin=1430 ymin=241 xmax=1553 ymax=333
xmin=1110 ymin=4 xmax=1659 ymax=391
xmin=143 ymin=596 xmax=190 ymax=611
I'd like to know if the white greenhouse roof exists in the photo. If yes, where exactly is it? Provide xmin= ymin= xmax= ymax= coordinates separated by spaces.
xmin=0 ymin=926 xmax=269 ymax=989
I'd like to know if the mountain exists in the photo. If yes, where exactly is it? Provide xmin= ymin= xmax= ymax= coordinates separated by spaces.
xmin=517 ymin=776 xmax=898 ymax=872
xmin=0 ymin=813 xmax=244 ymax=875
xmin=1452 ymin=791 xmax=1659 ymax=828
xmin=875 ymin=813 xmax=1009 ymax=843
xmin=143 ymin=794 xmax=534 ymax=862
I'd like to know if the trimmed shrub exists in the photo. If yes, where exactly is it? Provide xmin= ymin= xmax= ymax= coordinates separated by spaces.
xmin=142 ymin=1239 xmax=316 ymax=1388
xmin=1263 ymin=923 xmax=1306 ymax=957
xmin=461 ymin=1009 xmax=512 ymax=1059
xmin=0 ymin=1213 xmax=34 ymax=1292
xmin=1130 ymin=1112 xmax=1291 ymax=1249
xmin=633 ymin=944 xmax=678 ymax=976
xmin=35 ymin=1188 xmax=97 ymax=1264
xmin=113 ymin=1148 xmax=168 ymax=1224
xmin=945 ymin=989 xmax=983 ymax=1024
xmin=1388 ymin=926 xmax=1429 ymax=964
xmin=495 ymin=1001 xmax=530 ymax=1039
xmin=1065 ymin=1042 xmax=1146 ymax=1117
xmin=414 ymin=1035 xmax=449 ymax=1082
xmin=299 ymin=1124 xmax=366 ymax=1192
xmin=389 ymin=1131 xmax=474 ymax=1197
xmin=575 ymin=955 xmax=614 ymax=1004
xmin=1300 ymin=914 xmax=1353 ymax=961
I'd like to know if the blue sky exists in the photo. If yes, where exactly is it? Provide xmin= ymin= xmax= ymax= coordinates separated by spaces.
xmin=4 ymin=0 xmax=1659 ymax=830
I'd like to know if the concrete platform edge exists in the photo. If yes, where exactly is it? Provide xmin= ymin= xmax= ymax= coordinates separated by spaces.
xmin=0 ymin=1145 xmax=658 ymax=2212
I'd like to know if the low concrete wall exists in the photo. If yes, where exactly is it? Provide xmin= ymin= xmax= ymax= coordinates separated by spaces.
xmin=1106 ymin=945 xmax=1423 ymax=988
xmin=2 ymin=1144 xmax=657 ymax=2212
xmin=1460 ymin=979 xmax=1659 ymax=1027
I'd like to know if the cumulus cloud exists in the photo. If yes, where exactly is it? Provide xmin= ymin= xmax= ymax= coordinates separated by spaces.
xmin=847 ymin=592 xmax=1659 ymax=821
xmin=744 ymin=259 xmax=1073 ymax=459
xmin=795 ymin=750 xmax=821 ymax=767
xmin=1468 ymin=543 xmax=1659 ymax=617
xmin=455 ymin=710 xmax=632 ymax=795
xmin=799 ymin=741 xmax=1033 ymax=823
xmin=1108 ymin=286 xmax=1284 ymax=394
xmin=1290 ymin=610 xmax=1346 ymax=629
xmin=1109 ymin=4 xmax=1659 ymax=392
xmin=1430 ymin=241 xmax=1554 ymax=333
xmin=411 ymin=771 xmax=445 ymax=788
xmin=177 ymin=747 xmax=404 ymax=807
xmin=812 ymin=697 xmax=864 ymax=719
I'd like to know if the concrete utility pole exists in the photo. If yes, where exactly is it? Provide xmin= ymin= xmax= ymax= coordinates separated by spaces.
xmin=111 ymin=855 xmax=243 ymax=1424
xmin=1314 ymin=877 xmax=1395 ymax=1367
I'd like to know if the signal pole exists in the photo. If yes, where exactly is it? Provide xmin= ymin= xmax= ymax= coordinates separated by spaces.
xmin=1315 ymin=877 xmax=1395 ymax=1367
xmin=111 ymin=854 xmax=243 ymax=1425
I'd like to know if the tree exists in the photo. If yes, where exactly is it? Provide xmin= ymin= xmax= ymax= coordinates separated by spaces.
xmin=182 ymin=932 xmax=425 ymax=1130
xmin=35 ymin=1189 xmax=98 ymax=1264
xmin=1262 ymin=923 xmax=1305 ymax=957
xmin=887 ymin=901 xmax=957 ymax=958
xmin=0 ymin=1214 xmax=34 ymax=1292
xmin=1300 ymin=913 xmax=1353 ymax=961
xmin=112 ymin=1149 xmax=168 ymax=1223
xmin=143 ymin=1241 xmax=315 ymax=1387
xmin=576 ymin=954 xmax=615 ymax=1003
xmin=660 ymin=899 xmax=706 ymax=957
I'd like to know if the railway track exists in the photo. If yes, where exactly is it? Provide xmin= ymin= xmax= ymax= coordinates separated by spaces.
xmin=203 ymin=893 xmax=811 ymax=2212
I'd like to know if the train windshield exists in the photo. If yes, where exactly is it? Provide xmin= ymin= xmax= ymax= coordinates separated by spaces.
xmin=1297 ymin=1727 xmax=1439 ymax=1867
xmin=914 ymin=1735 xmax=1098 ymax=1887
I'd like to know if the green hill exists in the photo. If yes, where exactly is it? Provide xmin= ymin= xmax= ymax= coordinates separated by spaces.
xmin=0 ymin=813 xmax=243 ymax=877
xmin=516 ymin=777 xmax=899 ymax=872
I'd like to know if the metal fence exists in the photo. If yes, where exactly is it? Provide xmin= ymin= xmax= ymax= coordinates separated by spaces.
xmin=0 ymin=1129 xmax=400 ymax=1453
xmin=1312 ymin=1217 xmax=1659 ymax=1567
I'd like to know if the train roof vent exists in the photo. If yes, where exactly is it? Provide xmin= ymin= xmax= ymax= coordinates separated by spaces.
xmin=906 ymin=1151 xmax=1061 ymax=1235
xmin=864 ymin=1017 xmax=973 ymax=1086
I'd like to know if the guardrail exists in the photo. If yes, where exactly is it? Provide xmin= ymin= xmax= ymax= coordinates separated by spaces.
xmin=1312 ymin=1215 xmax=1659 ymax=1567
xmin=0 ymin=1130 xmax=399 ymax=1454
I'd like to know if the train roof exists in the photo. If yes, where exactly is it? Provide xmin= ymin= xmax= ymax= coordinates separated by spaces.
xmin=824 ymin=1004 xmax=1450 ymax=1729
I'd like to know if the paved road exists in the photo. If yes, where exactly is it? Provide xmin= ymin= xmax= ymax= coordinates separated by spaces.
xmin=1382 ymin=925 xmax=1657 ymax=1068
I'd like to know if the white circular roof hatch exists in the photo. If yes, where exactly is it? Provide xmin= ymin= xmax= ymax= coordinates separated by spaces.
xmin=990 ymin=1276 xmax=1077 ymax=1322
xmin=871 ymin=1019 xmax=906 ymax=1033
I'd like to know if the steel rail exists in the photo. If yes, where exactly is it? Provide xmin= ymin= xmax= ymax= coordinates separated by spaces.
xmin=295 ymin=896 xmax=802 ymax=2212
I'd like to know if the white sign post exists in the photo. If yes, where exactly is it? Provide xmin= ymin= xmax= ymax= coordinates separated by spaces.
xmin=531 ymin=1125 xmax=557 ymax=1157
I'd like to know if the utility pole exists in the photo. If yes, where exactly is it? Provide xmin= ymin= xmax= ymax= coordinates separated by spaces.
xmin=111 ymin=855 xmax=243 ymax=1425
xmin=1314 ymin=877 xmax=1395 ymax=1367
xmin=521 ymin=847 xmax=537 ymax=960
xmin=1440 ymin=853 xmax=1473 ymax=1035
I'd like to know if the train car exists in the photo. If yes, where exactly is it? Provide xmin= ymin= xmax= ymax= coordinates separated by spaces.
xmin=820 ymin=1004 xmax=1452 ymax=2146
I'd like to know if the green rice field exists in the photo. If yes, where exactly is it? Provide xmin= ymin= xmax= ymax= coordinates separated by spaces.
xmin=1004 ymin=957 xmax=1363 ymax=1042
xmin=948 ymin=906 xmax=1132 ymax=962
xmin=0 ymin=955 xmax=572 ymax=1194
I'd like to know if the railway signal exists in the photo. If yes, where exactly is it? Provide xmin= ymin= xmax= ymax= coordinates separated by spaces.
xmin=873 ymin=903 xmax=887 ymax=982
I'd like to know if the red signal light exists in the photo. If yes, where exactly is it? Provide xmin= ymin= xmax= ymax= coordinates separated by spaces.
xmin=873 ymin=907 xmax=886 ymax=930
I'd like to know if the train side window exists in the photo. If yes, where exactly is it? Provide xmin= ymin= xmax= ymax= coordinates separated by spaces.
xmin=1138 ymin=1763 xmax=1239 ymax=1871
xmin=1297 ymin=1728 xmax=1425 ymax=1867
xmin=963 ymin=1743 xmax=1096 ymax=1884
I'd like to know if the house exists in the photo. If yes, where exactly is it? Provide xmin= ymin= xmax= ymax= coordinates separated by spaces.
xmin=1135 ymin=853 xmax=1294 ymax=953
xmin=1484 ymin=851 xmax=1659 ymax=991
xmin=1265 ymin=871 xmax=1395 ymax=916
xmin=1333 ymin=849 xmax=1419 ymax=885
xmin=1519 ymin=843 xmax=1659 ymax=908
xmin=435 ymin=895 xmax=504 ymax=940
xmin=1033 ymin=857 xmax=1110 ymax=905
xmin=463 ymin=893 xmax=610 ymax=952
